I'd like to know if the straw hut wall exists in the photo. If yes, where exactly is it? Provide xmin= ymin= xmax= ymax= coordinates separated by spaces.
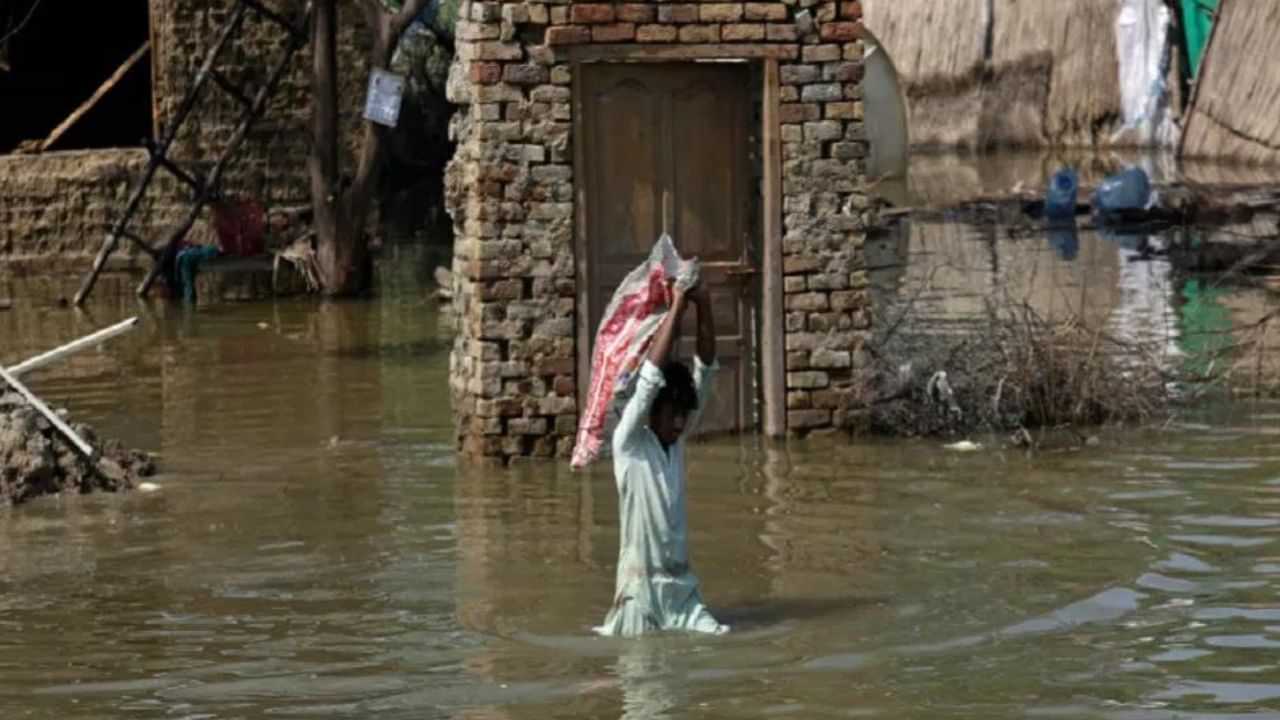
xmin=861 ymin=0 xmax=988 ymax=149
xmin=864 ymin=0 xmax=1157 ymax=150
xmin=1181 ymin=0 xmax=1280 ymax=165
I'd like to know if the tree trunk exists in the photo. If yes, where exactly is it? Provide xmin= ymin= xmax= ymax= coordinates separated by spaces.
xmin=310 ymin=0 xmax=355 ymax=295
xmin=309 ymin=0 xmax=431 ymax=297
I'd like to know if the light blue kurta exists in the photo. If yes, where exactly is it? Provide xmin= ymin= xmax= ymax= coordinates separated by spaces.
xmin=595 ymin=357 xmax=729 ymax=637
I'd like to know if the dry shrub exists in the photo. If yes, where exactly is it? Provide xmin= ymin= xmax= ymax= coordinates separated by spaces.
xmin=978 ymin=300 xmax=1172 ymax=428
xmin=867 ymin=289 xmax=1176 ymax=438
xmin=1200 ymin=309 xmax=1280 ymax=399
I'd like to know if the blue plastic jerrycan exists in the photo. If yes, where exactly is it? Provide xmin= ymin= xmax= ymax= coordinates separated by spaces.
xmin=1045 ymin=168 xmax=1079 ymax=221
xmin=1094 ymin=167 xmax=1152 ymax=213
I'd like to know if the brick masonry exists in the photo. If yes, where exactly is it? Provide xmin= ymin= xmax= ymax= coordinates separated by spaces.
xmin=445 ymin=0 xmax=874 ymax=463
xmin=0 ymin=0 xmax=369 ymax=273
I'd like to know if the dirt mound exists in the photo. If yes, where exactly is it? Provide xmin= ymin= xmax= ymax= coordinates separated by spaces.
xmin=0 ymin=388 xmax=155 ymax=507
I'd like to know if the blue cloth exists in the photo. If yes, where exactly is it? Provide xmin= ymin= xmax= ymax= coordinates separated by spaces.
xmin=175 ymin=245 xmax=220 ymax=302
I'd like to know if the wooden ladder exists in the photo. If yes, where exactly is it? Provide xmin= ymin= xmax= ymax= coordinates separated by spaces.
xmin=74 ymin=0 xmax=313 ymax=306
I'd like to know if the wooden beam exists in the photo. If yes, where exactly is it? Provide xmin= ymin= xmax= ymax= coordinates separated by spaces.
xmin=572 ymin=61 xmax=592 ymax=408
xmin=564 ymin=44 xmax=800 ymax=63
xmin=39 ymin=41 xmax=151 ymax=153
xmin=6 ymin=317 xmax=139 ymax=378
xmin=760 ymin=58 xmax=786 ymax=438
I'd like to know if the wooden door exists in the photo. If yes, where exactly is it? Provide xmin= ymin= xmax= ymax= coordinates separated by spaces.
xmin=577 ymin=63 xmax=757 ymax=435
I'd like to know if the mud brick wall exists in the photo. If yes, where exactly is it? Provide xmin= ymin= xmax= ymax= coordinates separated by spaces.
xmin=446 ymin=0 xmax=874 ymax=463
xmin=0 ymin=151 xmax=185 ymax=274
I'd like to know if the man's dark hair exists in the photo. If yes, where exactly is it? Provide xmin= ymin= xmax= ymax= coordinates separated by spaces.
xmin=654 ymin=360 xmax=698 ymax=416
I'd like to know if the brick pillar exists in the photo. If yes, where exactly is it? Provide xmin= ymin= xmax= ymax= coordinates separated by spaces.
xmin=445 ymin=1 xmax=579 ymax=463
xmin=778 ymin=14 xmax=875 ymax=434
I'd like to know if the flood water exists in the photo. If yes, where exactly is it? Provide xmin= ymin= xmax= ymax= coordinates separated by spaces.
xmin=4 ymin=201 xmax=1280 ymax=718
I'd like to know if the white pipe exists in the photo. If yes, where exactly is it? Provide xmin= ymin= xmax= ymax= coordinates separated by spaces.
xmin=0 ymin=365 xmax=97 ymax=460
xmin=5 ymin=317 xmax=139 ymax=378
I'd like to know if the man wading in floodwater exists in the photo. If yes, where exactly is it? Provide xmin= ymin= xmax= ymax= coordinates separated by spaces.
xmin=595 ymin=276 xmax=729 ymax=637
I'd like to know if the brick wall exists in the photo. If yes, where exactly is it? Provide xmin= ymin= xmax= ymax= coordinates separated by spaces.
xmin=0 ymin=150 xmax=183 ymax=274
xmin=446 ymin=0 xmax=874 ymax=463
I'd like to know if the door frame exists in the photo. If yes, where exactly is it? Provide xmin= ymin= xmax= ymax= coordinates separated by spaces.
xmin=572 ymin=56 xmax=786 ymax=436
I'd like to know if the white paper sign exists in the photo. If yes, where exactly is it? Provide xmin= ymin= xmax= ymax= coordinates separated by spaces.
xmin=363 ymin=69 xmax=406 ymax=128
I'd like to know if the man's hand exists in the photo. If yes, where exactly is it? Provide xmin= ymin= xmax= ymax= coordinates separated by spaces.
xmin=668 ymin=280 xmax=689 ymax=310
xmin=686 ymin=282 xmax=710 ymax=307
xmin=690 ymin=281 xmax=715 ymax=366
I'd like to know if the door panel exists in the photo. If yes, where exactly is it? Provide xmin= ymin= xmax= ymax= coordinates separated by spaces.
xmin=586 ymin=74 xmax=665 ymax=325
xmin=579 ymin=63 xmax=757 ymax=436
xmin=670 ymin=75 xmax=744 ymax=262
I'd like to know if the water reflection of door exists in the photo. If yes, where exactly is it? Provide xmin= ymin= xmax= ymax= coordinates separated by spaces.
xmin=576 ymin=63 xmax=758 ymax=435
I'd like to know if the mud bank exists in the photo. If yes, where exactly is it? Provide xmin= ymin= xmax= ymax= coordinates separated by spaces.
xmin=0 ymin=387 xmax=155 ymax=507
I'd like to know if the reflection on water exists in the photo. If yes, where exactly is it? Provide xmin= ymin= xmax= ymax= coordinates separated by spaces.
xmin=905 ymin=150 xmax=1280 ymax=207
xmin=4 ymin=237 xmax=1280 ymax=716
xmin=870 ymin=216 xmax=1280 ymax=388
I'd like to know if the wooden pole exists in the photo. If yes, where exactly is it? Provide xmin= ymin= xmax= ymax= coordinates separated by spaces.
xmin=760 ymin=58 xmax=786 ymax=438
xmin=40 ymin=42 xmax=151 ymax=153
xmin=6 ymin=317 xmax=139 ymax=378
xmin=0 ymin=366 xmax=97 ymax=460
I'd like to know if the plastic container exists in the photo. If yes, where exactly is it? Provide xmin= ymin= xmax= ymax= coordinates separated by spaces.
xmin=1044 ymin=168 xmax=1080 ymax=221
xmin=1047 ymin=225 xmax=1080 ymax=261
xmin=1093 ymin=166 xmax=1152 ymax=213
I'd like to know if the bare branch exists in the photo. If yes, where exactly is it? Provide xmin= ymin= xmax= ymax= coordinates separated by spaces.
xmin=392 ymin=0 xmax=433 ymax=38
xmin=0 ymin=0 xmax=48 ymax=47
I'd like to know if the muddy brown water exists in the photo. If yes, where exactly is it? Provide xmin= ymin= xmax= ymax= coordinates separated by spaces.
xmin=4 ymin=235 xmax=1280 ymax=718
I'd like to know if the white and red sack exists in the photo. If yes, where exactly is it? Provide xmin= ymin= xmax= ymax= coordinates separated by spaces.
xmin=571 ymin=235 xmax=699 ymax=469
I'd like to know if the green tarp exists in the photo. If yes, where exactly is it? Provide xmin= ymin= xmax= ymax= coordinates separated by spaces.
xmin=1181 ymin=0 xmax=1218 ymax=79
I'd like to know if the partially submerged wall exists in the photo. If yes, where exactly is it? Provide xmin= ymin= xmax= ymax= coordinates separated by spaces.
xmin=446 ymin=0 xmax=875 ymax=462
xmin=1181 ymin=0 xmax=1280 ymax=166
xmin=863 ymin=0 xmax=1173 ymax=150
xmin=0 ymin=151 xmax=183 ymax=275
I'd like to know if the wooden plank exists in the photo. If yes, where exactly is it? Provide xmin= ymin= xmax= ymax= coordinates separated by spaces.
xmin=564 ymin=44 xmax=799 ymax=62
xmin=242 ymin=0 xmax=308 ymax=40
xmin=760 ymin=58 xmax=786 ymax=438
xmin=40 ymin=42 xmax=151 ymax=153
xmin=210 ymin=69 xmax=255 ymax=109
xmin=6 ymin=317 xmax=139 ymax=378
xmin=0 ymin=366 xmax=97 ymax=460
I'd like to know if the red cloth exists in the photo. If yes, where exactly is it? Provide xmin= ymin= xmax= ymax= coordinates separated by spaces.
xmin=212 ymin=199 xmax=266 ymax=257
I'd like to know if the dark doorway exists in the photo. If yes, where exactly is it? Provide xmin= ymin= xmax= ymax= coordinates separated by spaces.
xmin=0 ymin=0 xmax=153 ymax=153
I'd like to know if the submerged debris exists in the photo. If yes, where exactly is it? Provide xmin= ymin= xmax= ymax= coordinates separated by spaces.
xmin=0 ymin=387 xmax=155 ymax=507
